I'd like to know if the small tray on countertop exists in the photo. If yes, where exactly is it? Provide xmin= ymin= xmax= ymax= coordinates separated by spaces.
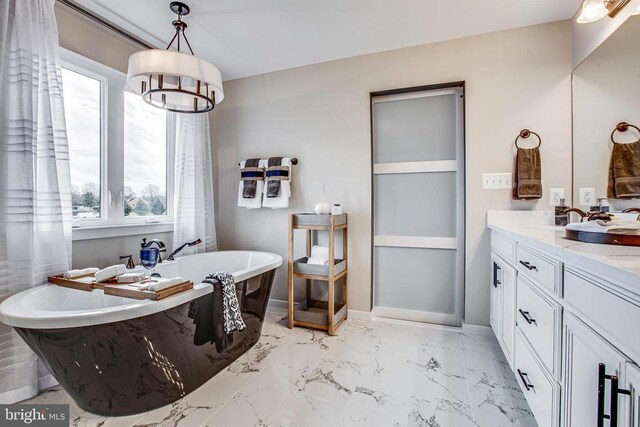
xmin=565 ymin=228 xmax=640 ymax=247
xmin=103 ymin=280 xmax=194 ymax=300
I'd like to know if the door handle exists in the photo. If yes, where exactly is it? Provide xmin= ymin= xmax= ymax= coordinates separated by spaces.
xmin=519 ymin=261 xmax=538 ymax=271
xmin=518 ymin=309 xmax=537 ymax=325
xmin=493 ymin=262 xmax=501 ymax=288
xmin=597 ymin=363 xmax=631 ymax=427
xmin=517 ymin=369 xmax=534 ymax=391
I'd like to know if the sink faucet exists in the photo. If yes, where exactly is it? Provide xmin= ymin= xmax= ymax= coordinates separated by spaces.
xmin=167 ymin=238 xmax=202 ymax=261
xmin=562 ymin=208 xmax=612 ymax=223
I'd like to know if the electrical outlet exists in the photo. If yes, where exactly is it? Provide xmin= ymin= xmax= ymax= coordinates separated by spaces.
xmin=482 ymin=173 xmax=512 ymax=190
xmin=579 ymin=188 xmax=595 ymax=206
xmin=549 ymin=188 xmax=565 ymax=205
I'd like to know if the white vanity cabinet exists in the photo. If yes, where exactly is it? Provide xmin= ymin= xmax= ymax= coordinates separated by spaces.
xmin=489 ymin=225 xmax=640 ymax=427
xmin=491 ymin=251 xmax=516 ymax=367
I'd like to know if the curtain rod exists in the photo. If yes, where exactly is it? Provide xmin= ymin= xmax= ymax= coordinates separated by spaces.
xmin=57 ymin=0 xmax=154 ymax=50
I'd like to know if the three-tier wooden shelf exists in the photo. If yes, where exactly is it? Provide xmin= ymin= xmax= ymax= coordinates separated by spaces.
xmin=288 ymin=213 xmax=348 ymax=335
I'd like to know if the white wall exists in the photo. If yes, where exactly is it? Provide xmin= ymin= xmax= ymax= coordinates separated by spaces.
xmin=213 ymin=21 xmax=573 ymax=325
xmin=573 ymin=16 xmax=640 ymax=211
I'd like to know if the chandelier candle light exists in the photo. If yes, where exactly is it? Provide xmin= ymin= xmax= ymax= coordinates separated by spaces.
xmin=126 ymin=2 xmax=224 ymax=113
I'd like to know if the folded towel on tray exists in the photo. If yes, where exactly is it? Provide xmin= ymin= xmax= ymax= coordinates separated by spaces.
xmin=262 ymin=157 xmax=292 ymax=209
xmin=63 ymin=267 xmax=99 ymax=279
xmin=608 ymin=139 xmax=640 ymax=199
xmin=512 ymin=147 xmax=542 ymax=200
xmin=203 ymin=272 xmax=246 ymax=334
xmin=143 ymin=277 xmax=184 ymax=292
xmin=307 ymin=245 xmax=329 ymax=265
xmin=95 ymin=264 xmax=127 ymax=282
xmin=238 ymin=159 xmax=266 ymax=209
xmin=117 ymin=272 xmax=146 ymax=283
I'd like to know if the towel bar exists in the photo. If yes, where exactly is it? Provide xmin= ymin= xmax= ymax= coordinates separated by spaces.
xmin=238 ymin=158 xmax=298 ymax=166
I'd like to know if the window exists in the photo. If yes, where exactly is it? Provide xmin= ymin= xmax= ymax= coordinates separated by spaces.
xmin=123 ymin=91 xmax=168 ymax=219
xmin=61 ymin=49 xmax=173 ymax=239
xmin=62 ymin=67 xmax=103 ymax=220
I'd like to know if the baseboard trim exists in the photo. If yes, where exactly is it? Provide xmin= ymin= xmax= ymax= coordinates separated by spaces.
xmin=462 ymin=323 xmax=494 ymax=338
xmin=267 ymin=298 xmax=290 ymax=310
xmin=347 ymin=309 xmax=372 ymax=321
xmin=39 ymin=374 xmax=58 ymax=390
xmin=268 ymin=299 xmax=373 ymax=322
xmin=373 ymin=306 xmax=459 ymax=326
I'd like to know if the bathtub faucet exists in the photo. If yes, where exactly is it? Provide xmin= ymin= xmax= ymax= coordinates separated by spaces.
xmin=167 ymin=238 xmax=202 ymax=261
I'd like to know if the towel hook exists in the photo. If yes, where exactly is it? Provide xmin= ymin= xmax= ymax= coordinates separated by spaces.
xmin=610 ymin=122 xmax=640 ymax=144
xmin=515 ymin=129 xmax=541 ymax=149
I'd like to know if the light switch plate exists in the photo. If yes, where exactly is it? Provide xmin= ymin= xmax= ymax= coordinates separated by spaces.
xmin=483 ymin=173 xmax=512 ymax=190
xmin=549 ymin=188 xmax=565 ymax=205
xmin=579 ymin=187 xmax=595 ymax=206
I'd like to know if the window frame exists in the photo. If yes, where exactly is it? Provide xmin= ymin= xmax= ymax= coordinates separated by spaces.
xmin=61 ymin=49 xmax=174 ymax=240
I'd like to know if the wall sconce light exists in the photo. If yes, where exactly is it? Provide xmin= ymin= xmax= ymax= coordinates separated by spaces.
xmin=577 ymin=0 xmax=632 ymax=23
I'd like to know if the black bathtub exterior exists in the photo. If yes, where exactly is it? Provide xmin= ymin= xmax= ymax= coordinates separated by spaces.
xmin=15 ymin=269 xmax=276 ymax=416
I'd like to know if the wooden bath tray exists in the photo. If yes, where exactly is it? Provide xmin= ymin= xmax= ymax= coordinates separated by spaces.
xmin=565 ymin=229 xmax=640 ymax=247
xmin=48 ymin=274 xmax=97 ymax=291
xmin=103 ymin=280 xmax=194 ymax=300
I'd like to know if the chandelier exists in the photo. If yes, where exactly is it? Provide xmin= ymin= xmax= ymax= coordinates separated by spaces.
xmin=126 ymin=2 xmax=224 ymax=113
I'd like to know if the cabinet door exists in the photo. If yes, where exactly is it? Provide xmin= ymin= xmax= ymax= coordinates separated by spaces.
xmin=563 ymin=313 xmax=630 ymax=427
xmin=490 ymin=256 xmax=502 ymax=340
xmin=627 ymin=363 xmax=640 ymax=427
xmin=501 ymin=262 xmax=516 ymax=365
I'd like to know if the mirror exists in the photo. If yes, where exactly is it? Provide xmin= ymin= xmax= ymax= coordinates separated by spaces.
xmin=572 ymin=15 xmax=640 ymax=212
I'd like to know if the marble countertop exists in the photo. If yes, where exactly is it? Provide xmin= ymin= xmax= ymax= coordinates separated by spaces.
xmin=487 ymin=211 xmax=640 ymax=292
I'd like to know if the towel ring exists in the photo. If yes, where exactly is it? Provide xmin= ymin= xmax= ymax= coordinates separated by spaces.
xmin=611 ymin=122 xmax=640 ymax=144
xmin=514 ymin=129 xmax=541 ymax=149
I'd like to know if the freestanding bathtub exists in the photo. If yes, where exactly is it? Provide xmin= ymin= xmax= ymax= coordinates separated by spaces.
xmin=0 ymin=251 xmax=282 ymax=416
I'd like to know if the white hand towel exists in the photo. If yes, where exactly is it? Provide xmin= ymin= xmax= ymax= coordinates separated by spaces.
xmin=63 ymin=267 xmax=99 ymax=279
xmin=238 ymin=159 xmax=266 ymax=209
xmin=262 ymin=157 xmax=292 ymax=209
xmin=307 ymin=245 xmax=329 ymax=265
xmin=95 ymin=264 xmax=127 ymax=283
xmin=144 ymin=277 xmax=184 ymax=292
xmin=117 ymin=272 xmax=146 ymax=283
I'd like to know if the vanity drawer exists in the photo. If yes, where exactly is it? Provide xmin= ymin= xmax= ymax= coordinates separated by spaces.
xmin=491 ymin=233 xmax=516 ymax=264
xmin=517 ymin=276 xmax=561 ymax=379
xmin=516 ymin=244 xmax=561 ymax=294
xmin=564 ymin=267 xmax=640 ymax=360
xmin=515 ymin=329 xmax=560 ymax=427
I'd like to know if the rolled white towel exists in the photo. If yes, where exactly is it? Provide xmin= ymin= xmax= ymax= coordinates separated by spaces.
xmin=144 ymin=277 xmax=184 ymax=292
xmin=117 ymin=272 xmax=146 ymax=283
xmin=95 ymin=264 xmax=127 ymax=283
xmin=63 ymin=267 xmax=99 ymax=279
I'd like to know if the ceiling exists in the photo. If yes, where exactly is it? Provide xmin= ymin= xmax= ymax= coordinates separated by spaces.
xmin=72 ymin=0 xmax=582 ymax=81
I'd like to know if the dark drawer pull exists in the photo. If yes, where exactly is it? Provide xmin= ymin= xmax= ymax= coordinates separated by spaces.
xmin=597 ymin=363 xmax=631 ymax=427
xmin=493 ymin=262 xmax=501 ymax=288
xmin=518 ymin=309 xmax=537 ymax=325
xmin=517 ymin=369 xmax=534 ymax=391
xmin=519 ymin=260 xmax=538 ymax=271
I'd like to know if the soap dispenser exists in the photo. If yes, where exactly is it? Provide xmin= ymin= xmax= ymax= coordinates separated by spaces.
xmin=555 ymin=198 xmax=569 ymax=226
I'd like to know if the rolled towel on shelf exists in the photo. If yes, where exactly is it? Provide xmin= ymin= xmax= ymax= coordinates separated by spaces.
xmin=262 ymin=157 xmax=292 ymax=209
xmin=63 ymin=267 xmax=99 ymax=279
xmin=238 ymin=159 xmax=266 ymax=209
xmin=143 ymin=277 xmax=185 ymax=292
xmin=94 ymin=264 xmax=127 ymax=283
xmin=307 ymin=245 xmax=329 ymax=265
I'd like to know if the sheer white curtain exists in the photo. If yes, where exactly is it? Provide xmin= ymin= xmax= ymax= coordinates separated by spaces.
xmin=172 ymin=112 xmax=217 ymax=255
xmin=0 ymin=0 xmax=72 ymax=402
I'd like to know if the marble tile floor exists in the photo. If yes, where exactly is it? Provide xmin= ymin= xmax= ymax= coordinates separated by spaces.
xmin=22 ymin=309 xmax=536 ymax=427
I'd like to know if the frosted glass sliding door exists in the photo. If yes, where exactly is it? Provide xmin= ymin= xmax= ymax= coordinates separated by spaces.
xmin=372 ymin=86 xmax=465 ymax=326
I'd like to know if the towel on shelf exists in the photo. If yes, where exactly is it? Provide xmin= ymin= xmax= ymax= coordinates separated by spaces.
xmin=238 ymin=159 xmax=266 ymax=209
xmin=94 ymin=264 xmax=127 ymax=283
xmin=262 ymin=157 xmax=292 ymax=209
xmin=63 ymin=267 xmax=99 ymax=279
xmin=607 ymin=140 xmax=640 ymax=199
xmin=203 ymin=272 xmax=246 ymax=334
xmin=512 ymin=147 xmax=542 ymax=200
xmin=143 ymin=277 xmax=184 ymax=292
xmin=307 ymin=245 xmax=329 ymax=265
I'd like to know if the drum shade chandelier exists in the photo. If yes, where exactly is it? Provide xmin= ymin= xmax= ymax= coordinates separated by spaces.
xmin=126 ymin=2 xmax=224 ymax=113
